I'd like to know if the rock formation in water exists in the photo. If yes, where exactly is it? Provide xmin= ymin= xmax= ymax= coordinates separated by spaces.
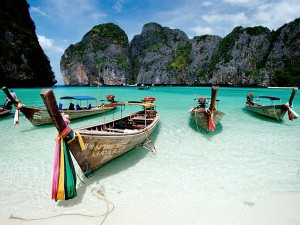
xmin=61 ymin=18 xmax=300 ymax=87
xmin=0 ymin=0 xmax=56 ymax=87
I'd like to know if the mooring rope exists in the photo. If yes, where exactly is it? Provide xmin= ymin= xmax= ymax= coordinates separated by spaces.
xmin=273 ymin=105 xmax=280 ymax=121
xmin=9 ymin=175 xmax=115 ymax=225
xmin=142 ymin=127 xmax=157 ymax=154
xmin=195 ymin=110 xmax=202 ymax=133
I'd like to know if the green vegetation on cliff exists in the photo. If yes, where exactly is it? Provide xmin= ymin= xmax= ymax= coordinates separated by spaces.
xmin=170 ymin=44 xmax=192 ymax=72
xmin=273 ymin=58 xmax=300 ymax=86
xmin=86 ymin=23 xmax=128 ymax=49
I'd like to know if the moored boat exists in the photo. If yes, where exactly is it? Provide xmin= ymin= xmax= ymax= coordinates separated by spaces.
xmin=189 ymin=86 xmax=225 ymax=132
xmin=0 ymin=89 xmax=17 ymax=117
xmin=138 ymin=84 xmax=150 ymax=90
xmin=41 ymin=89 xmax=159 ymax=176
xmin=2 ymin=86 xmax=117 ymax=126
xmin=0 ymin=108 xmax=11 ymax=117
xmin=245 ymin=87 xmax=298 ymax=121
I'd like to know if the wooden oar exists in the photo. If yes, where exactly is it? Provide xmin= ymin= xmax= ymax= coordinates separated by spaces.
xmin=288 ymin=87 xmax=298 ymax=106
xmin=209 ymin=86 xmax=218 ymax=112
xmin=40 ymin=89 xmax=90 ymax=172
xmin=2 ymin=86 xmax=19 ymax=105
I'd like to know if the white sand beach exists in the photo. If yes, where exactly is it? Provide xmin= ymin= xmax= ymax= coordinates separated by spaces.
xmin=1 ymin=191 xmax=300 ymax=225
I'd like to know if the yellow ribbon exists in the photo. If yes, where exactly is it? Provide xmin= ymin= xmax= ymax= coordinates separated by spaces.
xmin=67 ymin=130 xmax=86 ymax=151
xmin=57 ymin=139 xmax=65 ymax=200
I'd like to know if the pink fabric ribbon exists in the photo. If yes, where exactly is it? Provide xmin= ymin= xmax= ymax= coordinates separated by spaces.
xmin=51 ymin=125 xmax=72 ymax=200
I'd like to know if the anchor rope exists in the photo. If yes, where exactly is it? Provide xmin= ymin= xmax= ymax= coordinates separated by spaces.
xmin=142 ymin=126 xmax=157 ymax=154
xmin=9 ymin=177 xmax=114 ymax=225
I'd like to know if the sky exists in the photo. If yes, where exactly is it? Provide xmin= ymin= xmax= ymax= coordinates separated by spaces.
xmin=26 ymin=0 xmax=300 ymax=85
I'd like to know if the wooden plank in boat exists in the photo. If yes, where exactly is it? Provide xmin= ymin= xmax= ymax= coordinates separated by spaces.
xmin=106 ymin=128 xmax=125 ymax=133
xmin=131 ymin=116 xmax=153 ymax=124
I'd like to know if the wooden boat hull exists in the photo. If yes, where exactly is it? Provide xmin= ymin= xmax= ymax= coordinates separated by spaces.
xmin=245 ymin=103 xmax=287 ymax=121
xmin=190 ymin=108 xmax=225 ymax=132
xmin=68 ymin=111 xmax=160 ymax=176
xmin=19 ymin=105 xmax=116 ymax=126
xmin=245 ymin=87 xmax=298 ymax=121
xmin=0 ymin=109 xmax=11 ymax=117
xmin=190 ymin=86 xmax=224 ymax=132
xmin=40 ymin=89 xmax=160 ymax=178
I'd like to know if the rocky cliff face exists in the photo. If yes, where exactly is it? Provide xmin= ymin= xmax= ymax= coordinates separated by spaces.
xmin=61 ymin=23 xmax=130 ymax=86
xmin=207 ymin=26 xmax=272 ymax=86
xmin=61 ymin=18 xmax=300 ymax=87
xmin=0 ymin=0 xmax=56 ymax=87
xmin=129 ymin=22 xmax=191 ymax=85
xmin=266 ymin=18 xmax=300 ymax=86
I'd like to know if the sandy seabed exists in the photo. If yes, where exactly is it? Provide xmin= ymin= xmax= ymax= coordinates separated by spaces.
xmin=1 ymin=192 xmax=300 ymax=225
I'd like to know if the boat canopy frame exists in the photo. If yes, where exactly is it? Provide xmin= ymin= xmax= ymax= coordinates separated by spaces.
xmin=60 ymin=96 xmax=97 ymax=106
xmin=256 ymin=96 xmax=281 ymax=101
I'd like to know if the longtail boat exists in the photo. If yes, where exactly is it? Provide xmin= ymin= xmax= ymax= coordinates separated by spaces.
xmin=189 ymin=86 xmax=225 ymax=132
xmin=0 ymin=90 xmax=15 ymax=117
xmin=2 ymin=86 xmax=117 ymax=126
xmin=0 ymin=108 xmax=11 ymax=117
xmin=40 ymin=89 xmax=159 ymax=178
xmin=245 ymin=87 xmax=298 ymax=121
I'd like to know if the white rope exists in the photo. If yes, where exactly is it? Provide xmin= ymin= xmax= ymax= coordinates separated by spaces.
xmin=273 ymin=105 xmax=280 ymax=121
xmin=9 ymin=175 xmax=115 ymax=225
xmin=142 ymin=128 xmax=157 ymax=154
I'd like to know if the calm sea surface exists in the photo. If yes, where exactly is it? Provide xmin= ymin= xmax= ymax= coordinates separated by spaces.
xmin=0 ymin=86 xmax=300 ymax=217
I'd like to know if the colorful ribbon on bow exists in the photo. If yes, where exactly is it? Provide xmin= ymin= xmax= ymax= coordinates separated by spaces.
xmin=205 ymin=108 xmax=216 ymax=132
xmin=52 ymin=122 xmax=77 ymax=201
xmin=208 ymin=116 xmax=216 ymax=131
xmin=284 ymin=103 xmax=299 ymax=121
xmin=13 ymin=101 xmax=21 ymax=126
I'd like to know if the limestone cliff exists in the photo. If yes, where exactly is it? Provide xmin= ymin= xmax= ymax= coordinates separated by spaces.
xmin=61 ymin=18 xmax=300 ymax=87
xmin=0 ymin=0 xmax=56 ymax=87
xmin=206 ymin=26 xmax=272 ymax=86
xmin=61 ymin=23 xmax=130 ymax=86
xmin=267 ymin=18 xmax=300 ymax=86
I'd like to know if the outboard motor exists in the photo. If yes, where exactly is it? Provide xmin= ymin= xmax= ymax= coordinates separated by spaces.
xmin=106 ymin=94 xmax=115 ymax=102
xmin=142 ymin=97 xmax=155 ymax=103
xmin=142 ymin=97 xmax=156 ymax=110
xmin=198 ymin=97 xmax=206 ymax=106
xmin=246 ymin=93 xmax=253 ymax=103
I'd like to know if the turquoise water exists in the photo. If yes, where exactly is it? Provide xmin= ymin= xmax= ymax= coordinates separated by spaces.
xmin=0 ymin=86 xmax=300 ymax=218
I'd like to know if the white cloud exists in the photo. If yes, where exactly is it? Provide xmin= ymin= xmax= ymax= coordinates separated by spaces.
xmin=202 ymin=12 xmax=248 ymax=25
xmin=113 ymin=1 xmax=123 ymax=13
xmin=30 ymin=7 xmax=48 ymax=16
xmin=202 ymin=1 xmax=213 ymax=7
xmin=154 ymin=3 xmax=201 ymax=30
xmin=47 ymin=0 xmax=107 ymax=26
xmin=37 ymin=35 xmax=64 ymax=53
xmin=223 ymin=0 xmax=252 ymax=4
xmin=252 ymin=0 xmax=300 ymax=30
xmin=191 ymin=26 xmax=213 ymax=35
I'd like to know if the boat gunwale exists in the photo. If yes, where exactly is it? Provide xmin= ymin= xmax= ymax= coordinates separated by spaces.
xmin=77 ymin=111 xmax=160 ymax=136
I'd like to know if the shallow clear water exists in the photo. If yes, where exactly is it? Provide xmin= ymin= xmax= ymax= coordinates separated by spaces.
xmin=0 ymin=86 xmax=300 ymax=216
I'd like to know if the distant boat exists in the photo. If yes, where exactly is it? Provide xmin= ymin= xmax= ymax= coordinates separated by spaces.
xmin=40 ymin=89 xmax=160 ymax=177
xmin=138 ymin=84 xmax=150 ymax=90
xmin=2 ymin=86 xmax=117 ymax=126
xmin=245 ymin=87 xmax=298 ymax=121
xmin=189 ymin=86 xmax=225 ymax=132
xmin=0 ymin=89 xmax=16 ymax=117
xmin=0 ymin=108 xmax=11 ymax=117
